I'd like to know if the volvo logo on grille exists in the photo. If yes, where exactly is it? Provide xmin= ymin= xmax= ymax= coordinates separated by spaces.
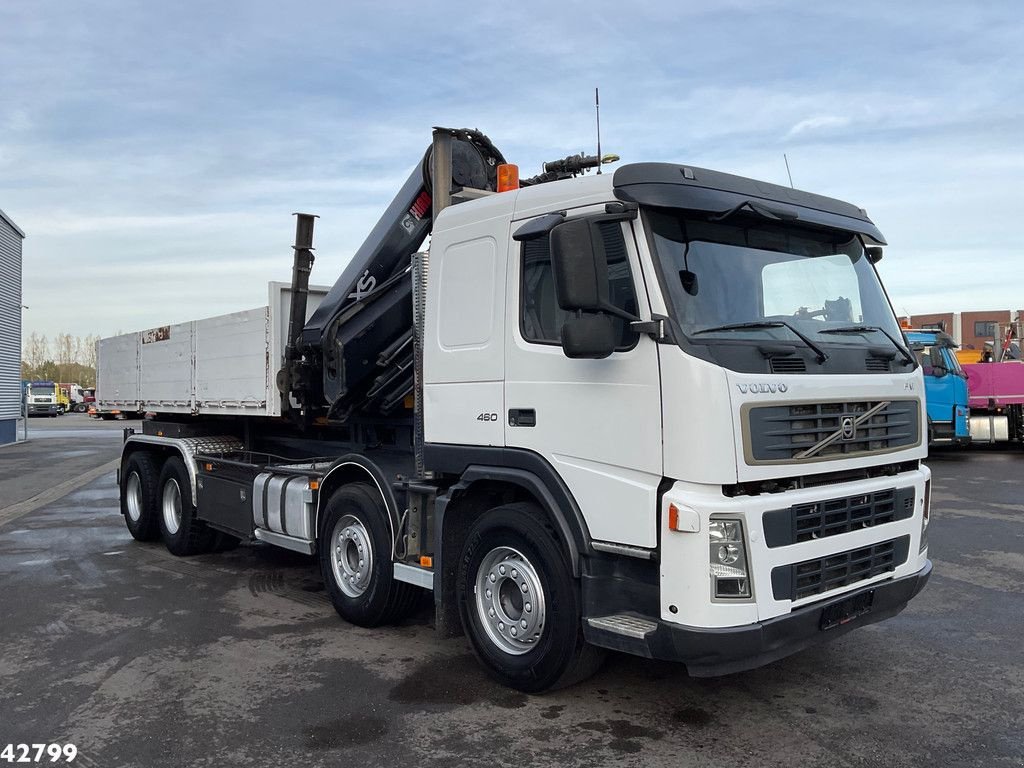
xmin=840 ymin=416 xmax=856 ymax=441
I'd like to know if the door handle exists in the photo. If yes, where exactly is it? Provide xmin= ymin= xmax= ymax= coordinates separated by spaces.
xmin=508 ymin=409 xmax=536 ymax=427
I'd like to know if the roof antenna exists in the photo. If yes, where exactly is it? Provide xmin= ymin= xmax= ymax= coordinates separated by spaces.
xmin=783 ymin=153 xmax=794 ymax=188
xmin=595 ymin=87 xmax=603 ymax=175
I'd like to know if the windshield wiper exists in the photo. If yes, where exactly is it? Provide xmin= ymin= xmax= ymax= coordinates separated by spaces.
xmin=818 ymin=325 xmax=916 ymax=366
xmin=693 ymin=321 xmax=829 ymax=363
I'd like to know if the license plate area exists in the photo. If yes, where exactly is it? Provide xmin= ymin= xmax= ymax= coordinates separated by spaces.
xmin=820 ymin=590 xmax=874 ymax=630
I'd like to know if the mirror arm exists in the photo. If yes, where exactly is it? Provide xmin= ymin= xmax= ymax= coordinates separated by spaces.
xmin=630 ymin=317 xmax=666 ymax=340
xmin=598 ymin=301 xmax=640 ymax=323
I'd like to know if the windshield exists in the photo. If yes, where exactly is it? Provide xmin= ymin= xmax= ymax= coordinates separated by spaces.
xmin=646 ymin=209 xmax=902 ymax=346
xmin=30 ymin=383 xmax=55 ymax=396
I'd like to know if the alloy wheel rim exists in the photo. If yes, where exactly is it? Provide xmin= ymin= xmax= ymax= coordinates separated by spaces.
xmin=162 ymin=479 xmax=182 ymax=535
xmin=474 ymin=546 xmax=546 ymax=656
xmin=126 ymin=471 xmax=143 ymax=522
xmin=331 ymin=515 xmax=373 ymax=598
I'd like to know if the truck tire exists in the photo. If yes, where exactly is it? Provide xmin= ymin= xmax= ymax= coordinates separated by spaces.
xmin=74 ymin=403 xmax=88 ymax=413
xmin=456 ymin=502 xmax=604 ymax=693
xmin=157 ymin=456 xmax=215 ymax=556
xmin=319 ymin=482 xmax=417 ymax=627
xmin=120 ymin=452 xmax=161 ymax=541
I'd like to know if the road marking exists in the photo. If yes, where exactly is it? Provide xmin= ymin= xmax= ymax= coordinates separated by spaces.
xmin=0 ymin=458 xmax=120 ymax=530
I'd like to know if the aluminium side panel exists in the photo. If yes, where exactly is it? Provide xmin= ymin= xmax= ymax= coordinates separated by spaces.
xmin=97 ymin=332 xmax=140 ymax=408
xmin=138 ymin=322 xmax=195 ymax=412
xmin=194 ymin=307 xmax=272 ymax=416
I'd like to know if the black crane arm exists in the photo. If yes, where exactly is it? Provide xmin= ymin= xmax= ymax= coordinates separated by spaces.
xmin=284 ymin=128 xmax=506 ymax=419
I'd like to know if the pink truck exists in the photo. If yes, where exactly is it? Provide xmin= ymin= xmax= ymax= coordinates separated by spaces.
xmin=963 ymin=361 xmax=1024 ymax=444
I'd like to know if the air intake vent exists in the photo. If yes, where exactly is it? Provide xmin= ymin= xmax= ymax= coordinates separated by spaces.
xmin=865 ymin=357 xmax=891 ymax=372
xmin=762 ymin=487 xmax=915 ymax=547
xmin=770 ymin=356 xmax=807 ymax=374
xmin=771 ymin=536 xmax=910 ymax=601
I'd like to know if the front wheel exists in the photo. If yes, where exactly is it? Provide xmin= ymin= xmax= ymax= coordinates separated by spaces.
xmin=457 ymin=502 xmax=603 ymax=693
xmin=318 ymin=483 xmax=418 ymax=627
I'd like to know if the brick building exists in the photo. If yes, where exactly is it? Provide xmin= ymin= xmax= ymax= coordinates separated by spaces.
xmin=906 ymin=309 xmax=1022 ymax=354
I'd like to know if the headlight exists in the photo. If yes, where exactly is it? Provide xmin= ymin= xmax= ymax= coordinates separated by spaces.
xmin=709 ymin=519 xmax=751 ymax=599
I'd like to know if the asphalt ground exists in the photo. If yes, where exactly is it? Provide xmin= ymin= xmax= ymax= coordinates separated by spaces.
xmin=0 ymin=424 xmax=1021 ymax=768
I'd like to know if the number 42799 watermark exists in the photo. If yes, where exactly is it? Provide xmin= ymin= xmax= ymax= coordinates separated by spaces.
xmin=1 ymin=745 xmax=76 ymax=763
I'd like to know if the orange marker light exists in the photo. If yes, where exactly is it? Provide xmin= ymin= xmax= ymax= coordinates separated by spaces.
xmin=204 ymin=463 xmax=213 ymax=472
xmin=309 ymin=480 xmax=319 ymax=491
xmin=497 ymin=164 xmax=519 ymax=192
xmin=668 ymin=503 xmax=680 ymax=531
xmin=420 ymin=555 xmax=433 ymax=568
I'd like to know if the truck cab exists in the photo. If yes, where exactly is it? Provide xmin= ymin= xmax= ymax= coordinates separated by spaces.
xmin=24 ymin=380 xmax=61 ymax=417
xmin=423 ymin=163 xmax=931 ymax=677
xmin=906 ymin=330 xmax=970 ymax=445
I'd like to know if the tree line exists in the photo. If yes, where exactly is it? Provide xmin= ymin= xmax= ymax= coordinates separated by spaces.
xmin=21 ymin=332 xmax=100 ymax=388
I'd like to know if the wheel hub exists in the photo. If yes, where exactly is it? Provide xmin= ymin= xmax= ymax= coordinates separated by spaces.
xmin=161 ymin=478 xmax=182 ymax=535
xmin=475 ymin=546 xmax=546 ymax=655
xmin=331 ymin=515 xmax=373 ymax=598
xmin=126 ymin=471 xmax=143 ymax=522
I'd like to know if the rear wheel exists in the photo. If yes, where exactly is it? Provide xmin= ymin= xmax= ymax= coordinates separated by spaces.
xmin=318 ymin=483 xmax=417 ymax=626
xmin=457 ymin=502 xmax=603 ymax=693
xmin=157 ymin=456 xmax=215 ymax=556
xmin=120 ymin=452 xmax=161 ymax=541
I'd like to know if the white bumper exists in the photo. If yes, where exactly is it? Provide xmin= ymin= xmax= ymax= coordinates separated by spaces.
xmin=659 ymin=466 xmax=931 ymax=628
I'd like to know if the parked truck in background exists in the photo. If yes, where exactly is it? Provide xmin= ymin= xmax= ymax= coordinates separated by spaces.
xmin=59 ymin=383 xmax=96 ymax=413
xmin=23 ymin=380 xmax=61 ymax=417
xmin=101 ymin=128 xmax=932 ymax=691
xmin=906 ymin=330 xmax=970 ymax=446
xmin=961 ymin=319 xmax=1023 ymax=445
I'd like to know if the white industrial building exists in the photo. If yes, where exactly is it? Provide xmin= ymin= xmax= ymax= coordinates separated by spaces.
xmin=0 ymin=208 xmax=25 ymax=445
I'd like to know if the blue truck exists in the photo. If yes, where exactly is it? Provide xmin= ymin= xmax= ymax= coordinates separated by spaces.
xmin=906 ymin=330 xmax=970 ymax=446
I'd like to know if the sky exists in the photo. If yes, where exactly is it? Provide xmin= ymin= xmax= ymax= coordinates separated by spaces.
xmin=1 ymin=0 xmax=1022 ymax=341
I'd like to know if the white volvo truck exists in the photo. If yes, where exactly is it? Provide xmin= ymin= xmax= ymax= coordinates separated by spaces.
xmin=100 ymin=128 xmax=932 ymax=692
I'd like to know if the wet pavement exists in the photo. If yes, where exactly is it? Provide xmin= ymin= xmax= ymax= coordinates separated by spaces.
xmin=0 ymin=433 xmax=1021 ymax=768
xmin=0 ymin=415 xmax=123 ymax=509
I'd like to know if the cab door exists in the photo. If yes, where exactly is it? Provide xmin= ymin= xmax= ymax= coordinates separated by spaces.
xmin=920 ymin=344 xmax=955 ymax=426
xmin=504 ymin=214 xmax=663 ymax=548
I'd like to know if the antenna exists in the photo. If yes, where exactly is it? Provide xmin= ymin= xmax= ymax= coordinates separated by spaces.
xmin=783 ymin=153 xmax=794 ymax=188
xmin=595 ymin=87 xmax=602 ymax=175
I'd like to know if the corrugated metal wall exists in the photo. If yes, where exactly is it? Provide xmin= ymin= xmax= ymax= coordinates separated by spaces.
xmin=0 ymin=213 xmax=24 ymax=431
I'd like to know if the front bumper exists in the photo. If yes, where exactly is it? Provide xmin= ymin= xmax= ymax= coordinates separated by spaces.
xmin=589 ymin=560 xmax=931 ymax=676
xmin=28 ymin=404 xmax=58 ymax=416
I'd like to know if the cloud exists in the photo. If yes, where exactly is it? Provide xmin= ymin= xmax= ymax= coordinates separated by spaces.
xmin=785 ymin=115 xmax=853 ymax=139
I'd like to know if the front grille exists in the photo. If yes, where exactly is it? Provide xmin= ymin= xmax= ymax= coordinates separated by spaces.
xmin=745 ymin=400 xmax=919 ymax=463
xmin=763 ymin=487 xmax=915 ymax=547
xmin=771 ymin=536 xmax=910 ymax=601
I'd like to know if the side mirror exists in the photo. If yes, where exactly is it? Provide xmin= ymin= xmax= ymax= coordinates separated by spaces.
xmin=550 ymin=218 xmax=608 ymax=312
xmin=866 ymin=246 xmax=883 ymax=263
xmin=561 ymin=314 xmax=616 ymax=359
